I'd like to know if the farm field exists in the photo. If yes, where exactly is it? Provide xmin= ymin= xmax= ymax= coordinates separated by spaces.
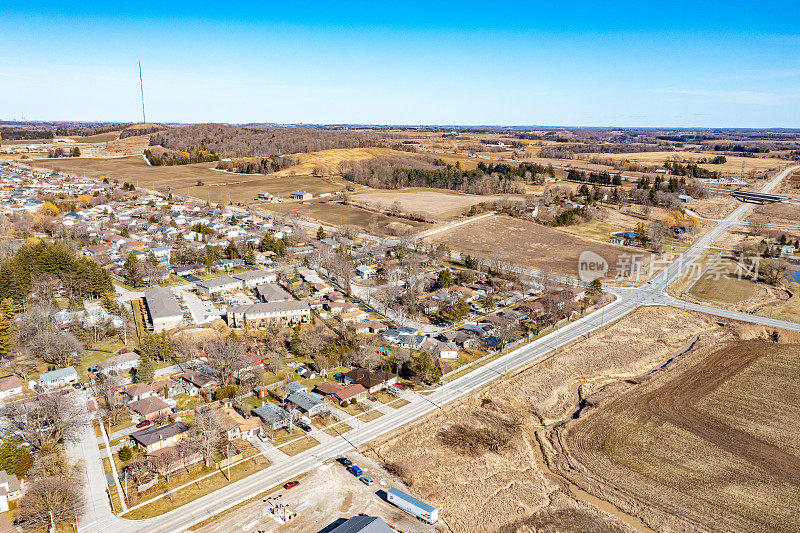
xmin=272 ymin=146 xmax=420 ymax=177
xmin=745 ymin=201 xmax=800 ymax=228
xmin=30 ymin=156 xmax=350 ymax=203
xmin=552 ymin=333 xmax=800 ymax=533
xmin=596 ymin=150 xmax=788 ymax=174
xmin=367 ymin=307 xmax=714 ymax=532
xmin=427 ymin=214 xmax=650 ymax=279
xmin=259 ymin=198 xmax=429 ymax=234
xmin=350 ymin=188 xmax=519 ymax=221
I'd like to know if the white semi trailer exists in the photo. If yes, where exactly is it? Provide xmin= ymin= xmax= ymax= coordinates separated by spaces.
xmin=386 ymin=488 xmax=438 ymax=524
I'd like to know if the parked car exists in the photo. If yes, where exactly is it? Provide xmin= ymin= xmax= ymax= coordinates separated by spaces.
xmin=369 ymin=396 xmax=377 ymax=402
xmin=347 ymin=465 xmax=363 ymax=477
xmin=298 ymin=423 xmax=311 ymax=432
xmin=360 ymin=476 xmax=374 ymax=486
xmin=337 ymin=457 xmax=352 ymax=467
xmin=283 ymin=481 xmax=299 ymax=489
xmin=258 ymin=432 xmax=268 ymax=441
xmin=136 ymin=420 xmax=151 ymax=429
xmin=396 ymin=383 xmax=408 ymax=390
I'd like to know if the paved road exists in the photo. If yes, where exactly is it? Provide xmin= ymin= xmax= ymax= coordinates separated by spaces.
xmin=74 ymin=164 xmax=800 ymax=532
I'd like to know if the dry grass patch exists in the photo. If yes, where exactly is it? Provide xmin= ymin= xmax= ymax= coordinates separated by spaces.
xmin=428 ymin=214 xmax=651 ymax=280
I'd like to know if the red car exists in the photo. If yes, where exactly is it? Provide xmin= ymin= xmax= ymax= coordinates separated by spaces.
xmin=283 ymin=481 xmax=299 ymax=489
xmin=136 ymin=420 xmax=151 ymax=429
xmin=396 ymin=383 xmax=408 ymax=390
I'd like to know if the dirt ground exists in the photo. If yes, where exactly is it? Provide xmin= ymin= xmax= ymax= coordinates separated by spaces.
xmin=351 ymin=189 xmax=520 ymax=221
xmin=746 ymin=201 xmax=800 ymax=227
xmin=549 ymin=327 xmax=800 ymax=533
xmin=199 ymin=453 xmax=434 ymax=533
xmin=366 ymin=307 xmax=714 ymax=533
xmin=427 ymin=214 xmax=651 ymax=280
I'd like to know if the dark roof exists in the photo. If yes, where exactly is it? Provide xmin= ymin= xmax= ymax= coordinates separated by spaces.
xmin=344 ymin=368 xmax=396 ymax=389
xmin=131 ymin=421 xmax=189 ymax=447
xmin=328 ymin=516 xmax=393 ymax=533
xmin=127 ymin=396 xmax=170 ymax=416
xmin=180 ymin=371 xmax=217 ymax=388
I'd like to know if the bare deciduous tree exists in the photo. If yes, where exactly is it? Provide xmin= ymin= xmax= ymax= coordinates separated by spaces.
xmin=18 ymin=475 xmax=85 ymax=532
xmin=205 ymin=336 xmax=246 ymax=387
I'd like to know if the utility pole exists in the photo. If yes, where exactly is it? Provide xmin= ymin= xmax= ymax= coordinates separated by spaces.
xmin=138 ymin=61 xmax=146 ymax=123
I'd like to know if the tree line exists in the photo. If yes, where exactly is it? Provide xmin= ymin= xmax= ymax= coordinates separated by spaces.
xmin=143 ymin=147 xmax=219 ymax=166
xmin=216 ymin=155 xmax=296 ymax=174
xmin=0 ymin=241 xmax=113 ymax=304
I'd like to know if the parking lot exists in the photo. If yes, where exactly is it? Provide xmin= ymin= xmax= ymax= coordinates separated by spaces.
xmin=200 ymin=452 xmax=439 ymax=533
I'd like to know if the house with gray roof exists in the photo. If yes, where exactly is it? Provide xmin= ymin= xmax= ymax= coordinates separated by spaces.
xmin=255 ymin=283 xmax=291 ymax=303
xmin=38 ymin=366 xmax=79 ymax=389
xmin=95 ymin=351 xmax=140 ymax=375
xmin=144 ymin=287 xmax=183 ymax=332
xmin=130 ymin=421 xmax=190 ymax=453
xmin=328 ymin=516 xmax=393 ymax=533
xmin=232 ymin=268 xmax=277 ymax=289
xmin=195 ymin=276 xmax=241 ymax=298
xmin=286 ymin=391 xmax=328 ymax=416
xmin=251 ymin=402 xmax=291 ymax=431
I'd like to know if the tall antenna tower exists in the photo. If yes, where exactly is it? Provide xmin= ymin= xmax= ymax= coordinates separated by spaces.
xmin=138 ymin=61 xmax=147 ymax=123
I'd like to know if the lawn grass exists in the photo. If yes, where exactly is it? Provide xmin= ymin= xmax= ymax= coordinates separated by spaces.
xmin=313 ymin=416 xmax=352 ymax=437
xmin=174 ymin=393 xmax=202 ymax=412
xmin=76 ymin=337 xmax=130 ymax=380
xmin=559 ymin=220 xmax=625 ymax=242
xmin=357 ymin=410 xmax=383 ymax=423
xmin=123 ymin=454 xmax=271 ymax=520
xmin=687 ymin=258 xmax=759 ymax=305
xmin=277 ymin=435 xmax=319 ymax=456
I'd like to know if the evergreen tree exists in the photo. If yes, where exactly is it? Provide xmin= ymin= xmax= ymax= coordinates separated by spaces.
xmin=0 ymin=298 xmax=17 ymax=357
xmin=433 ymin=269 xmax=453 ymax=290
xmin=316 ymin=226 xmax=326 ymax=240
xmin=123 ymin=252 xmax=139 ymax=287
xmin=136 ymin=355 xmax=155 ymax=384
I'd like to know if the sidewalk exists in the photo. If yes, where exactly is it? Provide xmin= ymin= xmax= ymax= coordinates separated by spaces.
xmin=248 ymin=435 xmax=290 ymax=463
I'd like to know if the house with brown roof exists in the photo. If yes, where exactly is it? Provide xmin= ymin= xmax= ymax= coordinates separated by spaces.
xmin=131 ymin=421 xmax=190 ymax=453
xmin=0 ymin=375 xmax=23 ymax=400
xmin=343 ymin=369 xmax=397 ymax=394
xmin=179 ymin=371 xmax=218 ymax=396
xmin=122 ymin=382 xmax=163 ymax=402
xmin=212 ymin=407 xmax=262 ymax=440
xmin=128 ymin=396 xmax=172 ymax=421
xmin=315 ymin=381 xmax=368 ymax=405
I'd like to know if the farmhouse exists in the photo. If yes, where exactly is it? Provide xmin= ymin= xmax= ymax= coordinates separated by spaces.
xmin=131 ymin=421 xmax=190 ymax=453
xmin=289 ymin=191 xmax=312 ymax=200
xmin=144 ymin=287 xmax=183 ymax=332
xmin=0 ymin=375 xmax=23 ymax=400
xmin=38 ymin=366 xmax=79 ymax=389
xmin=227 ymin=301 xmax=311 ymax=331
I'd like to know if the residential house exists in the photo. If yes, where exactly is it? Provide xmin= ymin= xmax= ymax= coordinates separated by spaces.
xmin=315 ymin=381 xmax=368 ymax=405
xmin=95 ymin=351 xmax=140 ymax=375
xmin=130 ymin=421 xmax=190 ymax=453
xmin=128 ymin=396 xmax=172 ymax=421
xmin=0 ymin=375 xmax=23 ymax=400
xmin=355 ymin=265 xmax=377 ymax=279
xmin=289 ymin=191 xmax=312 ymax=200
xmin=233 ymin=269 xmax=277 ymax=289
xmin=284 ymin=381 xmax=308 ymax=397
xmin=195 ymin=276 xmax=241 ymax=298
xmin=255 ymin=283 xmax=291 ymax=303
xmin=38 ymin=366 xmax=79 ymax=389
xmin=251 ymin=402 xmax=291 ymax=431
xmin=353 ymin=320 xmax=388 ymax=335
xmin=122 ymin=382 xmax=163 ymax=403
xmin=343 ymin=369 xmax=397 ymax=394
xmin=213 ymin=407 xmax=262 ymax=440
xmin=179 ymin=371 xmax=217 ymax=395
xmin=0 ymin=470 xmax=23 ymax=513
xmin=285 ymin=391 xmax=328 ymax=416
xmin=430 ymin=340 xmax=458 ymax=360
xmin=227 ymin=301 xmax=311 ymax=331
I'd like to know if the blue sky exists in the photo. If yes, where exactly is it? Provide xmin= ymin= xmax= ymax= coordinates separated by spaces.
xmin=2 ymin=1 xmax=799 ymax=127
